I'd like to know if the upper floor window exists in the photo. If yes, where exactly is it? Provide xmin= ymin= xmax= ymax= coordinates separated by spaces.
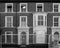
xmin=20 ymin=3 xmax=27 ymax=12
xmin=5 ymin=3 xmax=13 ymax=12
xmin=53 ymin=3 xmax=60 ymax=12
xmin=36 ymin=3 xmax=44 ymax=12
xmin=20 ymin=16 xmax=27 ymax=27
xmin=5 ymin=31 xmax=13 ymax=43
xmin=38 ymin=15 xmax=43 ymax=25
xmin=5 ymin=16 xmax=13 ymax=27
xmin=53 ymin=16 xmax=60 ymax=27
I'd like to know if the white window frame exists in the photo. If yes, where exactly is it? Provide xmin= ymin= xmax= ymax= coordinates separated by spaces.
xmin=53 ymin=3 xmax=60 ymax=12
xmin=20 ymin=16 xmax=27 ymax=27
xmin=36 ymin=3 xmax=44 ymax=12
xmin=36 ymin=15 xmax=46 ymax=26
xmin=5 ymin=3 xmax=13 ymax=12
xmin=53 ymin=16 xmax=60 ymax=27
xmin=20 ymin=3 xmax=27 ymax=12
xmin=5 ymin=16 xmax=13 ymax=27
xmin=5 ymin=31 xmax=13 ymax=43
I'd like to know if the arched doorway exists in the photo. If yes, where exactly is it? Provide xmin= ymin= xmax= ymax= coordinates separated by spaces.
xmin=54 ymin=32 xmax=59 ymax=41
xmin=52 ymin=32 xmax=59 ymax=47
xmin=21 ymin=32 xmax=26 ymax=45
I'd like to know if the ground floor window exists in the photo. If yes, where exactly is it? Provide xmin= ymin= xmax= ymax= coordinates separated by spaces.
xmin=29 ymin=34 xmax=33 ymax=44
xmin=5 ymin=31 xmax=13 ymax=43
xmin=2 ymin=31 xmax=13 ymax=44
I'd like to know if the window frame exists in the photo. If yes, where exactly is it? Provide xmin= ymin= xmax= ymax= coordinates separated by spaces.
xmin=37 ymin=15 xmax=46 ymax=26
xmin=53 ymin=3 xmax=60 ymax=12
xmin=38 ymin=15 xmax=43 ymax=25
xmin=20 ymin=3 xmax=27 ymax=12
xmin=5 ymin=31 xmax=13 ymax=43
xmin=36 ymin=3 xmax=44 ymax=12
xmin=5 ymin=16 xmax=13 ymax=27
xmin=5 ymin=3 xmax=13 ymax=12
xmin=20 ymin=16 xmax=27 ymax=27
xmin=53 ymin=16 xmax=59 ymax=27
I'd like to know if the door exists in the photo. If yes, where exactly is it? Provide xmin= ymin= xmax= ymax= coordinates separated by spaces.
xmin=21 ymin=32 xmax=26 ymax=45
xmin=52 ymin=32 xmax=59 ymax=48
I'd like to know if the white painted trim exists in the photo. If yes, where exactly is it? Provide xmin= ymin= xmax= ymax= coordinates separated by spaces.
xmin=45 ymin=16 xmax=47 ymax=26
xmin=5 ymin=31 xmax=13 ymax=43
xmin=5 ymin=3 xmax=13 ymax=13
xmin=37 ymin=15 xmax=46 ymax=26
xmin=36 ymin=3 xmax=44 ymax=12
xmin=20 ymin=3 xmax=27 ymax=12
xmin=5 ymin=16 xmax=13 ymax=27
xmin=5 ymin=32 xmax=6 ymax=43
xmin=18 ymin=28 xmax=29 ymax=45
xmin=53 ymin=3 xmax=60 ymax=12
xmin=53 ymin=16 xmax=60 ymax=27
xmin=33 ymin=13 xmax=47 ymax=27
xmin=20 ymin=16 xmax=27 ymax=27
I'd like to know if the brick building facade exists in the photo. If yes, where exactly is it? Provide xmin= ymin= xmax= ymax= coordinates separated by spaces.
xmin=0 ymin=3 xmax=60 ymax=48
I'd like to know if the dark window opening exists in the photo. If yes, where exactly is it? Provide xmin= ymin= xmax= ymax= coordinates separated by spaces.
xmin=7 ymin=5 xmax=12 ymax=12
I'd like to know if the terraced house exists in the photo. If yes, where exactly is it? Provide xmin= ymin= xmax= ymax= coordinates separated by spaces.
xmin=0 ymin=3 xmax=60 ymax=48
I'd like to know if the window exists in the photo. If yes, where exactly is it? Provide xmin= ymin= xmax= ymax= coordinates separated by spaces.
xmin=5 ymin=3 xmax=13 ymax=12
xmin=53 ymin=3 xmax=60 ymax=12
xmin=33 ymin=32 xmax=36 ymax=44
xmin=38 ymin=15 xmax=43 ymax=25
xmin=5 ymin=16 xmax=13 ymax=27
xmin=53 ymin=16 xmax=59 ymax=26
xmin=20 ymin=3 xmax=27 ymax=12
xmin=5 ymin=31 xmax=13 ymax=43
xmin=29 ymin=34 xmax=33 ymax=44
xmin=36 ymin=3 xmax=44 ymax=12
xmin=20 ymin=16 xmax=27 ymax=27
xmin=45 ymin=16 xmax=47 ymax=26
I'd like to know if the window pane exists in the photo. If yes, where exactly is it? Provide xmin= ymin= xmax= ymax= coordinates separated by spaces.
xmin=37 ymin=5 xmax=42 ymax=12
xmin=13 ymin=35 xmax=18 ymax=44
xmin=38 ymin=16 xmax=43 ymax=20
xmin=54 ymin=23 xmax=58 ymax=26
xmin=54 ymin=17 xmax=59 ymax=26
xmin=21 ymin=4 xmax=26 ymax=12
xmin=7 ymin=5 xmax=12 ymax=12
xmin=21 ymin=17 xmax=26 ymax=27
xmin=38 ymin=16 xmax=43 ymax=25
xmin=7 ymin=35 xmax=11 ymax=43
xmin=7 ymin=17 xmax=12 ymax=27
xmin=54 ymin=5 xmax=58 ymax=8
xmin=54 ymin=5 xmax=58 ymax=12
xmin=2 ymin=35 xmax=5 ymax=43
xmin=54 ymin=18 xmax=58 ymax=22
xmin=54 ymin=9 xmax=58 ymax=12
xmin=38 ymin=21 xmax=43 ymax=25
